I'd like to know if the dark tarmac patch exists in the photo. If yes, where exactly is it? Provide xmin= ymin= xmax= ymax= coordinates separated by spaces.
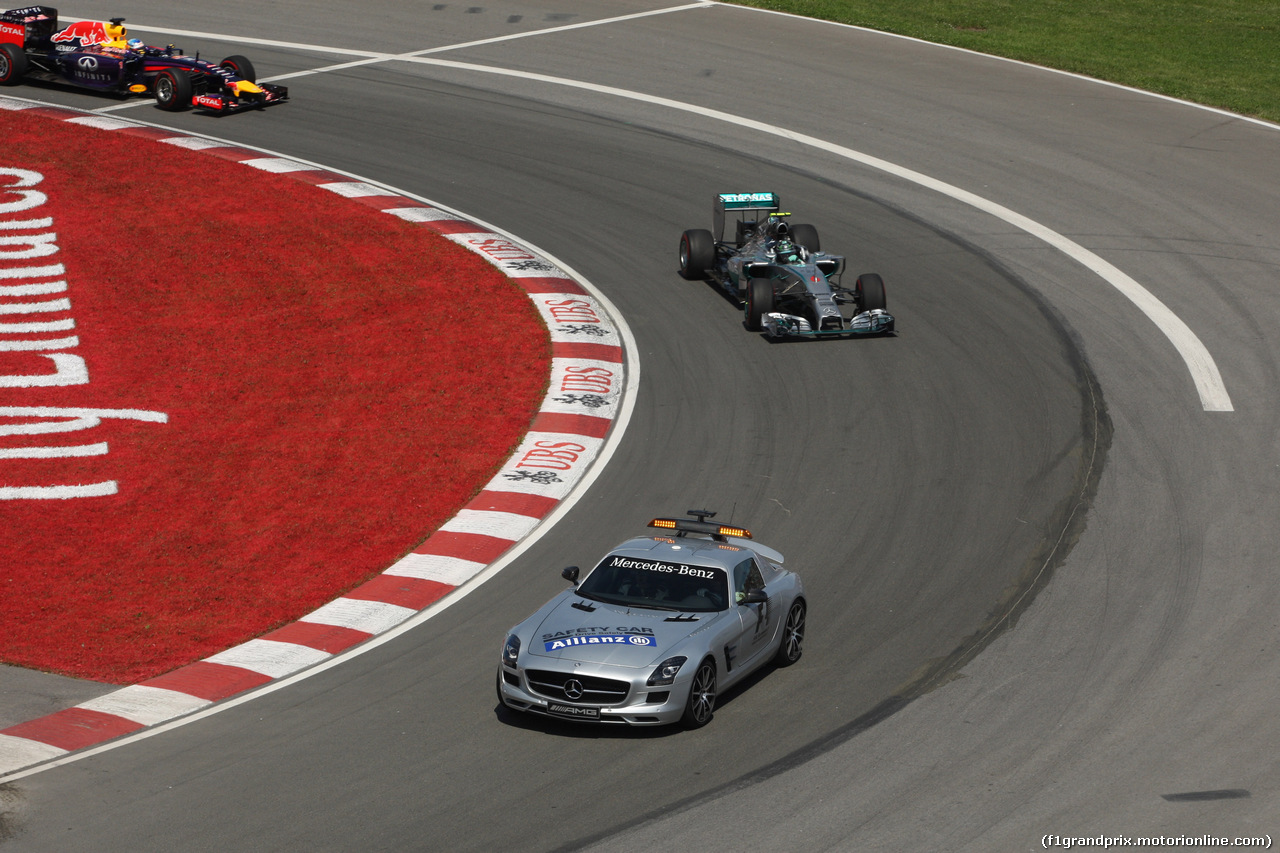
xmin=1161 ymin=788 xmax=1251 ymax=802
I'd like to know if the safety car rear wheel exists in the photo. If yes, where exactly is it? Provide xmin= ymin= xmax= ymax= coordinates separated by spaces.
xmin=219 ymin=55 xmax=256 ymax=82
xmin=791 ymin=223 xmax=820 ymax=253
xmin=681 ymin=658 xmax=717 ymax=728
xmin=679 ymin=229 xmax=714 ymax=279
xmin=746 ymin=277 xmax=774 ymax=331
xmin=0 ymin=44 xmax=27 ymax=86
xmin=153 ymin=68 xmax=192 ymax=111
xmin=856 ymin=273 xmax=887 ymax=312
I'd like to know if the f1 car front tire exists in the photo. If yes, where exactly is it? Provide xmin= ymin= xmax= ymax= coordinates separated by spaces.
xmin=679 ymin=229 xmax=715 ymax=279
xmin=681 ymin=658 xmax=717 ymax=728
xmin=153 ymin=68 xmax=192 ymax=111
xmin=220 ymin=54 xmax=257 ymax=82
xmin=0 ymin=44 xmax=27 ymax=86
xmin=746 ymin=277 xmax=774 ymax=331
xmin=856 ymin=273 xmax=887 ymax=313
xmin=791 ymin=223 xmax=820 ymax=253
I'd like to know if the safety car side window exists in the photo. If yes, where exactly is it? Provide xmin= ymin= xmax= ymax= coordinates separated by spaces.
xmin=733 ymin=558 xmax=766 ymax=603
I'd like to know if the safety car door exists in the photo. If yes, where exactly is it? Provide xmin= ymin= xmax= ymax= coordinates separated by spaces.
xmin=725 ymin=556 xmax=774 ymax=674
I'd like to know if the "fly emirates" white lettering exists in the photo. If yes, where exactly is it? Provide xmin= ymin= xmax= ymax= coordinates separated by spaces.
xmin=1 ymin=167 xmax=167 ymax=499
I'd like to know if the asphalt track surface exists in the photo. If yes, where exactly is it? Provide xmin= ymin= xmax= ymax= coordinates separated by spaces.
xmin=2 ymin=2 xmax=1278 ymax=850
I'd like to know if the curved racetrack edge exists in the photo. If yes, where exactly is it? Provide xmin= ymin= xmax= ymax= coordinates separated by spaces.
xmin=0 ymin=93 xmax=636 ymax=780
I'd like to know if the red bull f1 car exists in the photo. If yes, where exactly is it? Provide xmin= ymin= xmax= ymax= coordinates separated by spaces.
xmin=679 ymin=192 xmax=895 ymax=338
xmin=0 ymin=6 xmax=287 ymax=112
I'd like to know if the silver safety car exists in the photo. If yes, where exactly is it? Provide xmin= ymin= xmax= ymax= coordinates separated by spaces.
xmin=679 ymin=191 xmax=895 ymax=338
xmin=497 ymin=511 xmax=806 ymax=728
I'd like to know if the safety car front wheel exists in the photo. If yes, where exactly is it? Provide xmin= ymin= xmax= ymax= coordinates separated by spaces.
xmin=0 ymin=44 xmax=27 ymax=86
xmin=681 ymin=658 xmax=717 ymax=728
xmin=153 ymin=68 xmax=192 ymax=111
xmin=746 ymin=277 xmax=774 ymax=331
xmin=772 ymin=598 xmax=806 ymax=666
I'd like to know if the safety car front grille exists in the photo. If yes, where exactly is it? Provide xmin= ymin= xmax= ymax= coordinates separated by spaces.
xmin=526 ymin=669 xmax=630 ymax=704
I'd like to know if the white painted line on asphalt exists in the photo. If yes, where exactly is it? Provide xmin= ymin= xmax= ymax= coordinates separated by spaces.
xmin=78 ymin=4 xmax=712 ymax=100
xmin=404 ymin=56 xmax=1237 ymax=413
xmin=79 ymin=4 xmax=1234 ymax=410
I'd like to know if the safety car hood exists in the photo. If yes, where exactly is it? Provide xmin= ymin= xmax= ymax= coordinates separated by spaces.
xmin=529 ymin=597 xmax=712 ymax=666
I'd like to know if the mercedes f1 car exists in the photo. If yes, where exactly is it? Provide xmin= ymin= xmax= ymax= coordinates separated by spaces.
xmin=0 ymin=7 xmax=288 ymax=112
xmin=497 ymin=511 xmax=806 ymax=728
xmin=679 ymin=192 xmax=895 ymax=338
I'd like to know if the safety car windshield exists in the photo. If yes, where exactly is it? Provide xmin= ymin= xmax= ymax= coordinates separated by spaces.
xmin=577 ymin=554 xmax=728 ymax=612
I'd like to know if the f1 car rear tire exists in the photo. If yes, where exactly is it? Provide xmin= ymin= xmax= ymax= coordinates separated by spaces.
xmin=0 ymin=44 xmax=26 ymax=86
xmin=857 ymin=273 xmax=887 ymax=312
xmin=679 ymin=229 xmax=715 ymax=279
xmin=746 ymin=277 xmax=774 ymax=331
xmin=681 ymin=658 xmax=717 ymax=728
xmin=220 ymin=54 xmax=257 ymax=82
xmin=153 ymin=68 xmax=192 ymax=111
xmin=773 ymin=598 xmax=806 ymax=667
xmin=791 ymin=223 xmax=820 ymax=253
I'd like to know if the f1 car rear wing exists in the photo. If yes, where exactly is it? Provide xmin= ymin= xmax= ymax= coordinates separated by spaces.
xmin=0 ymin=6 xmax=57 ymax=47
xmin=714 ymin=191 xmax=779 ymax=243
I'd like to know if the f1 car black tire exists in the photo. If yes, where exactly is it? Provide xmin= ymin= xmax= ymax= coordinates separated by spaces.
xmin=791 ymin=223 xmax=820 ymax=253
xmin=153 ymin=68 xmax=192 ymax=111
xmin=0 ymin=44 xmax=26 ymax=86
xmin=773 ymin=598 xmax=806 ymax=667
xmin=746 ymin=277 xmax=774 ymax=331
xmin=857 ymin=273 xmax=887 ymax=312
xmin=681 ymin=658 xmax=717 ymax=728
xmin=679 ymin=229 xmax=715 ymax=279
xmin=220 ymin=54 xmax=257 ymax=82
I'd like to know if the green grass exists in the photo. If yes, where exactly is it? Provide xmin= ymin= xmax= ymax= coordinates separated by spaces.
xmin=727 ymin=0 xmax=1280 ymax=123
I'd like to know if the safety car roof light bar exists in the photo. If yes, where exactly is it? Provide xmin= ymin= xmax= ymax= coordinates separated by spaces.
xmin=648 ymin=514 xmax=752 ymax=541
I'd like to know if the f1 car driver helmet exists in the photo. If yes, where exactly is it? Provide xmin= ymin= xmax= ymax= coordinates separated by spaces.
xmin=775 ymin=238 xmax=801 ymax=264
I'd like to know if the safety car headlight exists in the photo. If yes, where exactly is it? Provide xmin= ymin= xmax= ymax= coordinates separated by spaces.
xmin=646 ymin=656 xmax=687 ymax=686
xmin=502 ymin=634 xmax=520 ymax=668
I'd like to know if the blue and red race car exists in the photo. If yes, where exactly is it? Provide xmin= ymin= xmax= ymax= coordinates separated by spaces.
xmin=0 ymin=6 xmax=287 ymax=112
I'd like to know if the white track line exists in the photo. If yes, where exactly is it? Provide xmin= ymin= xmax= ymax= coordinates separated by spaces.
xmin=77 ymin=3 xmax=1234 ymax=411
xmin=417 ymin=53 xmax=1239 ymax=411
